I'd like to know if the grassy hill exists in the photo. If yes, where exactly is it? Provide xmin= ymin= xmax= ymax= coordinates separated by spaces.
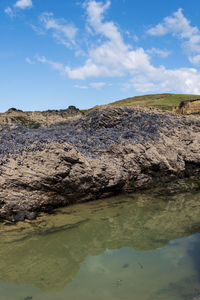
xmin=107 ymin=93 xmax=200 ymax=111
xmin=1 ymin=94 xmax=200 ymax=129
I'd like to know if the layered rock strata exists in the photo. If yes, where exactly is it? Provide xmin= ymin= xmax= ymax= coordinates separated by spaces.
xmin=174 ymin=99 xmax=200 ymax=114
xmin=0 ymin=106 xmax=200 ymax=221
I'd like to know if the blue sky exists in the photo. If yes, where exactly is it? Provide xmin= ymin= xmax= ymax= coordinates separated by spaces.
xmin=1 ymin=0 xmax=200 ymax=111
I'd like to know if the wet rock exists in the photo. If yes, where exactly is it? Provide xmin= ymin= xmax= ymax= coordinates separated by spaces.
xmin=122 ymin=264 xmax=129 ymax=268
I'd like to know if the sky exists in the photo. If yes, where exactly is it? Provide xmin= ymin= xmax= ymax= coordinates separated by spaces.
xmin=1 ymin=0 xmax=200 ymax=112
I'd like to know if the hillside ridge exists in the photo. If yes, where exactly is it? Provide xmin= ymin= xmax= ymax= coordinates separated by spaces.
xmin=1 ymin=94 xmax=200 ymax=129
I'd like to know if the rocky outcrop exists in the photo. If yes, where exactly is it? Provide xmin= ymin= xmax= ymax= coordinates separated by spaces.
xmin=0 ymin=105 xmax=83 ymax=128
xmin=174 ymin=99 xmax=200 ymax=114
xmin=0 ymin=106 xmax=200 ymax=222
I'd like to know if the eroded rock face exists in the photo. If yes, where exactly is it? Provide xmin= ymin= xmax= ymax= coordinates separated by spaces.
xmin=174 ymin=99 xmax=200 ymax=114
xmin=0 ymin=106 xmax=200 ymax=221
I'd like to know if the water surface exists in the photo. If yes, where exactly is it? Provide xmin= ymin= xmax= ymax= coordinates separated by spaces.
xmin=0 ymin=190 xmax=200 ymax=300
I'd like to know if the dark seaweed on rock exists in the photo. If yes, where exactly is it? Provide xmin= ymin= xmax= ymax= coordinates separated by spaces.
xmin=0 ymin=107 xmax=198 ymax=158
xmin=0 ymin=106 xmax=200 ymax=222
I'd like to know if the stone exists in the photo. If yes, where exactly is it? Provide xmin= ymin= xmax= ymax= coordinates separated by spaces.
xmin=0 ymin=106 xmax=200 ymax=221
xmin=174 ymin=99 xmax=200 ymax=114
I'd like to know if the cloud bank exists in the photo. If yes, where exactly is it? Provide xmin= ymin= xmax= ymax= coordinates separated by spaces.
xmin=33 ymin=1 xmax=200 ymax=94
xmin=147 ymin=8 xmax=200 ymax=66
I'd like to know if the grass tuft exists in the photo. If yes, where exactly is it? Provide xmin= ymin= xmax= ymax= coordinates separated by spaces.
xmin=11 ymin=116 xmax=41 ymax=129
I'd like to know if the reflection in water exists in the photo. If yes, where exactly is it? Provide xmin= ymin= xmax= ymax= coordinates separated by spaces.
xmin=0 ymin=191 xmax=200 ymax=299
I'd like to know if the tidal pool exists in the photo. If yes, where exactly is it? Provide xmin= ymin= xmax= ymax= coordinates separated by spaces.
xmin=0 ymin=190 xmax=200 ymax=300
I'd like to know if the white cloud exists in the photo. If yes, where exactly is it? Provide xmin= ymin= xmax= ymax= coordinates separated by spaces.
xmin=62 ymin=1 xmax=152 ymax=79
xmin=26 ymin=57 xmax=35 ymax=64
xmin=35 ymin=56 xmax=65 ymax=73
xmin=89 ymin=82 xmax=106 ymax=89
xmin=147 ymin=8 xmax=198 ymax=38
xmin=147 ymin=23 xmax=169 ymax=36
xmin=30 ymin=24 xmax=45 ymax=35
xmin=147 ymin=9 xmax=200 ymax=65
xmin=189 ymin=55 xmax=200 ymax=65
xmin=37 ymin=12 xmax=78 ymax=48
xmin=14 ymin=0 xmax=32 ymax=9
xmin=147 ymin=48 xmax=170 ymax=58
xmin=5 ymin=0 xmax=32 ymax=17
xmin=133 ymin=34 xmax=139 ymax=42
xmin=74 ymin=82 xmax=106 ymax=89
xmin=36 ymin=1 xmax=200 ymax=94
xmin=130 ymin=66 xmax=200 ymax=94
xmin=5 ymin=7 xmax=15 ymax=18
xmin=73 ymin=85 xmax=88 ymax=89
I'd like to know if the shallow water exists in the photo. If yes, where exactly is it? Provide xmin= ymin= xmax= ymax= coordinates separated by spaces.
xmin=0 ymin=190 xmax=200 ymax=300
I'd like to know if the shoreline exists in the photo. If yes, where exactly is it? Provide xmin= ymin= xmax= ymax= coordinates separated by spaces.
xmin=0 ymin=106 xmax=200 ymax=222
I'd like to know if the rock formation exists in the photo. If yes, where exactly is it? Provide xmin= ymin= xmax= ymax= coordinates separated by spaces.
xmin=174 ymin=99 xmax=200 ymax=114
xmin=0 ymin=105 xmax=83 ymax=128
xmin=0 ymin=106 xmax=200 ymax=222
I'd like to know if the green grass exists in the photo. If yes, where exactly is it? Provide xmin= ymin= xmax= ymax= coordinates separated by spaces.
xmin=82 ymin=93 xmax=200 ymax=114
xmin=107 ymin=93 xmax=200 ymax=111
xmin=11 ymin=116 xmax=41 ymax=129
xmin=81 ymin=106 xmax=100 ymax=115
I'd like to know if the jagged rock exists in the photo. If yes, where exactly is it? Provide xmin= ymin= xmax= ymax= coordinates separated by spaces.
xmin=0 ymin=106 xmax=200 ymax=222
xmin=66 ymin=105 xmax=82 ymax=114
xmin=6 ymin=108 xmax=23 ymax=113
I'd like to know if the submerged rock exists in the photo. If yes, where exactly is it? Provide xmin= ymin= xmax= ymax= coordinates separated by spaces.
xmin=0 ymin=106 xmax=200 ymax=221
